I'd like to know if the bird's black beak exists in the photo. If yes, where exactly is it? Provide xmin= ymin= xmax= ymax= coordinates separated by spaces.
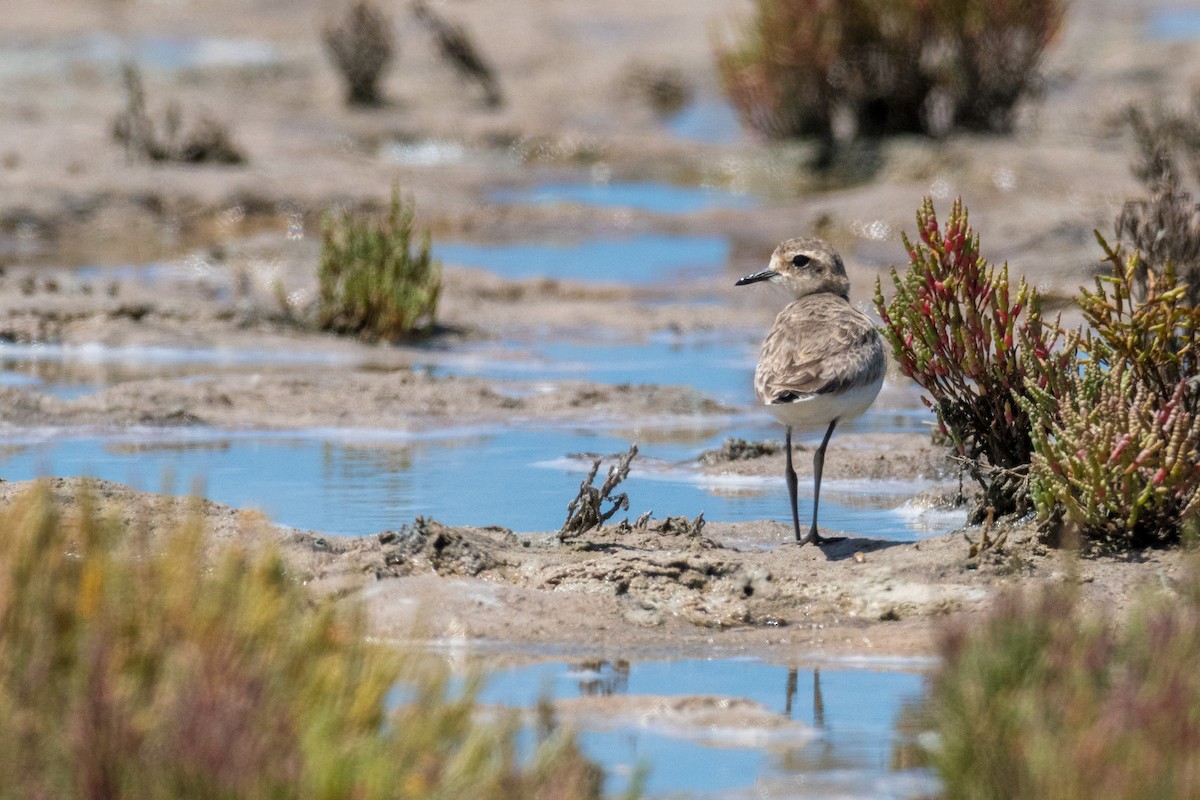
xmin=735 ymin=269 xmax=777 ymax=286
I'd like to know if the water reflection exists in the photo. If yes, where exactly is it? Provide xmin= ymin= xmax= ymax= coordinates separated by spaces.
xmin=474 ymin=657 xmax=934 ymax=798
xmin=570 ymin=659 xmax=631 ymax=697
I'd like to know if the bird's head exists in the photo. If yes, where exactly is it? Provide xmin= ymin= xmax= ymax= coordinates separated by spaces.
xmin=735 ymin=237 xmax=850 ymax=300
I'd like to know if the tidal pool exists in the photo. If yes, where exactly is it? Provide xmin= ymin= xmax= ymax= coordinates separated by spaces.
xmin=433 ymin=233 xmax=731 ymax=285
xmin=490 ymin=181 xmax=757 ymax=214
xmin=0 ymin=422 xmax=959 ymax=538
xmin=469 ymin=657 xmax=936 ymax=798
xmin=666 ymin=98 xmax=747 ymax=146
xmin=1147 ymin=9 xmax=1200 ymax=41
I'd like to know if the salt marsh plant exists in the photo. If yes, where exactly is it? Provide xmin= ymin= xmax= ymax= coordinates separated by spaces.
xmin=929 ymin=574 xmax=1200 ymax=799
xmin=716 ymin=0 xmax=1065 ymax=142
xmin=880 ymin=198 xmax=1200 ymax=548
xmin=874 ymin=197 xmax=1067 ymax=520
xmin=318 ymin=188 xmax=441 ymax=341
xmin=1022 ymin=236 xmax=1200 ymax=548
xmin=1115 ymin=103 xmax=1200 ymax=305
xmin=323 ymin=0 xmax=395 ymax=106
xmin=0 ymin=482 xmax=603 ymax=799
xmin=413 ymin=0 xmax=503 ymax=108
xmin=111 ymin=63 xmax=244 ymax=164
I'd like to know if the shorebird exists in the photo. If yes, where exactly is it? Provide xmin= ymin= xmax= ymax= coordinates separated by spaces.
xmin=737 ymin=238 xmax=886 ymax=545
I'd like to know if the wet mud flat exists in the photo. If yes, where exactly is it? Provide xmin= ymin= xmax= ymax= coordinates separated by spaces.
xmin=5 ymin=476 xmax=1186 ymax=664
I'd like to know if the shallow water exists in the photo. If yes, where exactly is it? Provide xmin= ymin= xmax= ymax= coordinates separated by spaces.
xmin=0 ymin=342 xmax=388 ymax=401
xmin=1147 ymin=9 xmax=1200 ymax=41
xmin=0 ymin=420 xmax=960 ymax=538
xmin=433 ymin=233 xmax=730 ymax=285
xmin=0 ymin=33 xmax=279 ymax=79
xmin=490 ymin=181 xmax=757 ymax=214
xmin=666 ymin=99 xmax=747 ymax=146
xmin=470 ymin=657 xmax=936 ymax=798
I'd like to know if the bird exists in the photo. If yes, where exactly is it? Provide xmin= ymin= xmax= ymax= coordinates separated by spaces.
xmin=736 ymin=237 xmax=886 ymax=545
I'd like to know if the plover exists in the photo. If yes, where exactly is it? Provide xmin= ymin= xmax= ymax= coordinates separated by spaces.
xmin=737 ymin=237 xmax=886 ymax=545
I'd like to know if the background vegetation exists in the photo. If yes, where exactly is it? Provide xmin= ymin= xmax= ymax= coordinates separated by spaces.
xmin=716 ymin=0 xmax=1065 ymax=143
xmin=323 ymin=0 xmax=395 ymax=106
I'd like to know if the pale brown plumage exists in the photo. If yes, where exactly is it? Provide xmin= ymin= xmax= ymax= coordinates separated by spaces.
xmin=755 ymin=294 xmax=887 ymax=409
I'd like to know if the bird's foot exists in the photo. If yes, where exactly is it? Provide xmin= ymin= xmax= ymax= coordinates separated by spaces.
xmin=798 ymin=529 xmax=846 ymax=546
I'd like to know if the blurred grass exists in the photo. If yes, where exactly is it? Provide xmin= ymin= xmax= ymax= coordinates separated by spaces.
xmin=928 ymin=568 xmax=1200 ymax=799
xmin=0 ymin=482 xmax=603 ymax=799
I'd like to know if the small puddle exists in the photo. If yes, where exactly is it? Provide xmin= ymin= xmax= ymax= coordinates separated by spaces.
xmin=1147 ymin=9 xmax=1200 ymax=41
xmin=0 ymin=33 xmax=280 ymax=79
xmin=666 ymin=98 xmax=746 ymax=146
xmin=490 ymin=181 xmax=757 ymax=214
xmin=469 ymin=657 xmax=936 ymax=798
xmin=434 ymin=233 xmax=730 ymax=285
xmin=0 ymin=423 xmax=961 ymax=538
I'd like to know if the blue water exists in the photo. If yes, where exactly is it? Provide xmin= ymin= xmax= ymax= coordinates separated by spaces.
xmin=0 ymin=422 xmax=954 ymax=538
xmin=414 ymin=335 xmax=760 ymax=404
xmin=0 ymin=34 xmax=278 ymax=80
xmin=490 ymin=181 xmax=757 ymax=214
xmin=472 ymin=658 xmax=933 ymax=798
xmin=667 ymin=99 xmax=746 ymax=146
xmin=432 ymin=233 xmax=731 ymax=285
xmin=1147 ymin=10 xmax=1200 ymax=41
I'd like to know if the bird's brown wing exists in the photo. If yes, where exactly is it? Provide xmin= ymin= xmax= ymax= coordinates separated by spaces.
xmin=754 ymin=296 xmax=885 ymax=405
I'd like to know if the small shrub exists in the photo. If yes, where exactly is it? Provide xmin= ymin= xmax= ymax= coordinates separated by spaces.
xmin=0 ymin=482 xmax=604 ymax=799
xmin=715 ymin=0 xmax=1065 ymax=142
xmin=318 ymin=187 xmax=441 ymax=341
xmin=413 ymin=0 xmax=503 ymax=108
xmin=928 ymin=574 xmax=1200 ymax=799
xmin=1022 ymin=237 xmax=1200 ymax=548
xmin=620 ymin=62 xmax=692 ymax=116
xmin=1115 ymin=104 xmax=1200 ymax=306
xmin=874 ymin=197 xmax=1068 ymax=520
xmin=111 ymin=63 xmax=245 ymax=164
xmin=323 ymin=1 xmax=395 ymax=106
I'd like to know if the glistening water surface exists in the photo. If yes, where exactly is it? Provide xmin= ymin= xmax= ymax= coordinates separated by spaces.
xmin=469 ymin=657 xmax=936 ymax=798
xmin=0 ymin=422 xmax=961 ymax=538
xmin=490 ymin=181 xmax=757 ymax=214
xmin=433 ymin=234 xmax=731 ymax=285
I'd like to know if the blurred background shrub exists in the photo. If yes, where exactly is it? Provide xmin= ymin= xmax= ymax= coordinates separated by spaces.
xmin=1116 ymin=101 xmax=1200 ymax=306
xmin=323 ymin=0 xmax=395 ymax=106
xmin=716 ymin=0 xmax=1065 ymax=143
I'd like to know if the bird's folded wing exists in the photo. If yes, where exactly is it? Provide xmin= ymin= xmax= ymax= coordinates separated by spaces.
xmin=756 ymin=302 xmax=884 ymax=403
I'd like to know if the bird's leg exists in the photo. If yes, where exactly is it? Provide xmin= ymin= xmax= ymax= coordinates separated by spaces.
xmin=784 ymin=426 xmax=803 ymax=542
xmin=801 ymin=418 xmax=840 ymax=545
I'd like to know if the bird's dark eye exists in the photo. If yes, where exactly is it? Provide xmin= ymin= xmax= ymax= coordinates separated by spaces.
xmin=791 ymin=254 xmax=810 ymax=268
